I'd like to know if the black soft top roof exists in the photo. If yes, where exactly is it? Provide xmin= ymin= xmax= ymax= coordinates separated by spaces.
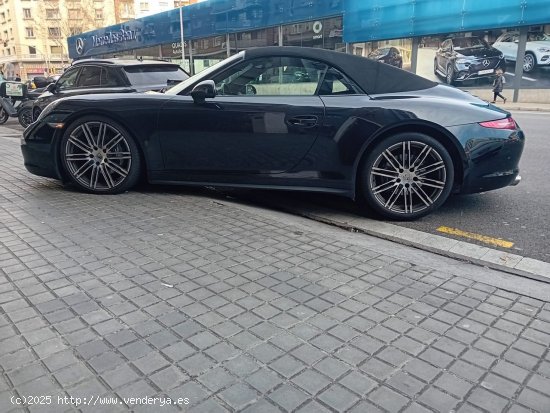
xmin=244 ymin=46 xmax=436 ymax=95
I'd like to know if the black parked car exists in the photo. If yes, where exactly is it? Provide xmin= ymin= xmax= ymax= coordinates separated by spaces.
xmin=434 ymin=36 xmax=505 ymax=84
xmin=30 ymin=58 xmax=189 ymax=121
xmin=368 ymin=47 xmax=403 ymax=68
xmin=22 ymin=47 xmax=524 ymax=220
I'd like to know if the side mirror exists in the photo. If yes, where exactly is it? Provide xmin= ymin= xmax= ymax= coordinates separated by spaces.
xmin=46 ymin=83 xmax=57 ymax=93
xmin=191 ymin=80 xmax=216 ymax=104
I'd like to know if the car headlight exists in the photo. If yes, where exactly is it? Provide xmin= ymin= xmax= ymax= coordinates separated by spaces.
xmin=537 ymin=47 xmax=550 ymax=52
xmin=456 ymin=59 xmax=470 ymax=65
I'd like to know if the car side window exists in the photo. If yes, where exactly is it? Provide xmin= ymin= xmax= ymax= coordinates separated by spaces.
xmin=317 ymin=67 xmax=360 ymax=95
xmin=56 ymin=68 xmax=80 ymax=90
xmin=77 ymin=66 xmax=102 ymax=88
xmin=212 ymin=56 xmax=327 ymax=96
xmin=101 ymin=68 xmax=122 ymax=87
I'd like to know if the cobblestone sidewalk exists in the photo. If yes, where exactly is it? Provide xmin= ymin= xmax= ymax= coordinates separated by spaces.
xmin=1 ymin=136 xmax=550 ymax=412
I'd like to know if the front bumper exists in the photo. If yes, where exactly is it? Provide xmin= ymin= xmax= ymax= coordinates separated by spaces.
xmin=21 ymin=120 xmax=63 ymax=180
xmin=454 ymin=58 xmax=505 ymax=82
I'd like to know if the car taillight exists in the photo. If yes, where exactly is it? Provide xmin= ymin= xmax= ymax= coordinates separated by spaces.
xmin=479 ymin=117 xmax=517 ymax=130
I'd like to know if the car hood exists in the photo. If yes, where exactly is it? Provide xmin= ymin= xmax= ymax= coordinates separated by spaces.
xmin=368 ymin=52 xmax=387 ymax=58
xmin=456 ymin=46 xmax=502 ymax=58
xmin=527 ymin=40 xmax=550 ymax=48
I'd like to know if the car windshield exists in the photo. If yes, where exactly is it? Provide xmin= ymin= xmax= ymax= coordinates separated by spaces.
xmin=123 ymin=65 xmax=189 ymax=87
xmin=165 ymin=53 xmax=243 ymax=95
xmin=528 ymin=32 xmax=550 ymax=41
xmin=452 ymin=37 xmax=488 ymax=49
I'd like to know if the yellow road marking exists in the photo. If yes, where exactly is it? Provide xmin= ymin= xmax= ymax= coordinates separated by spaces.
xmin=436 ymin=226 xmax=514 ymax=249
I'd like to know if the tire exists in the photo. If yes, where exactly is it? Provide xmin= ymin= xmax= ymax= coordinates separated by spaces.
xmin=18 ymin=107 xmax=33 ymax=128
xmin=433 ymin=59 xmax=439 ymax=76
xmin=446 ymin=65 xmax=455 ymax=85
xmin=60 ymin=116 xmax=141 ymax=194
xmin=0 ymin=108 xmax=8 ymax=124
xmin=32 ymin=107 xmax=42 ymax=122
xmin=359 ymin=133 xmax=454 ymax=220
xmin=523 ymin=52 xmax=536 ymax=73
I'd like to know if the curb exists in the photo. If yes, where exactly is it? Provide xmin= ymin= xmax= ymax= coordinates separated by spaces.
xmin=240 ymin=199 xmax=550 ymax=285
xmin=506 ymin=107 xmax=550 ymax=112
xmin=302 ymin=212 xmax=550 ymax=283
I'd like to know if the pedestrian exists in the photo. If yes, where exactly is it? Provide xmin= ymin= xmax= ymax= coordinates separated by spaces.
xmin=15 ymin=73 xmax=21 ymax=81
xmin=491 ymin=68 xmax=506 ymax=104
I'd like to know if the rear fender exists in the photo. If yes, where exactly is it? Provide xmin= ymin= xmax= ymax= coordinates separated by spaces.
xmin=350 ymin=119 xmax=467 ymax=199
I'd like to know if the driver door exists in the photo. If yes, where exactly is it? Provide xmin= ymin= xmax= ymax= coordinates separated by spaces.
xmin=158 ymin=56 xmax=326 ymax=174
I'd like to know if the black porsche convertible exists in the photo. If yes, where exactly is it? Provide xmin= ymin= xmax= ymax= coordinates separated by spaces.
xmin=21 ymin=47 xmax=524 ymax=220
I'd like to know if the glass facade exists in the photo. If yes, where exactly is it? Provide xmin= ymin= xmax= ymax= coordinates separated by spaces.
xmin=348 ymin=23 xmax=550 ymax=103
xmin=351 ymin=38 xmax=413 ymax=72
xmin=68 ymin=0 xmax=550 ymax=100
xmin=229 ymin=27 xmax=279 ymax=53
xmin=282 ymin=17 xmax=344 ymax=52
xmin=87 ymin=19 xmax=344 ymax=75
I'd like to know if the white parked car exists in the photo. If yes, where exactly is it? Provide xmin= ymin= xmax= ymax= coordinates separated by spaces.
xmin=493 ymin=31 xmax=550 ymax=73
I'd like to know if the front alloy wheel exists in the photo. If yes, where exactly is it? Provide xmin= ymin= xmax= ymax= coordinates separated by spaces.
xmin=60 ymin=117 xmax=141 ymax=194
xmin=523 ymin=53 xmax=536 ymax=73
xmin=446 ymin=65 xmax=455 ymax=85
xmin=360 ymin=133 xmax=454 ymax=220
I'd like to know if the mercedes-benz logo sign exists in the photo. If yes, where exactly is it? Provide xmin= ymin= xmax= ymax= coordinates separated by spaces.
xmin=482 ymin=59 xmax=490 ymax=67
xmin=75 ymin=38 xmax=85 ymax=55
xmin=313 ymin=21 xmax=323 ymax=34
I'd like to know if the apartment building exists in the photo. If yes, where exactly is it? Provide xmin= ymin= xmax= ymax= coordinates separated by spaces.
xmin=0 ymin=0 xmax=117 ymax=80
xmin=134 ymin=1 xmax=200 ymax=18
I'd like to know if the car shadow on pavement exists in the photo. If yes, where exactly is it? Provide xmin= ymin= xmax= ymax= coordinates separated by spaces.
xmin=48 ymin=180 xmax=499 ymax=225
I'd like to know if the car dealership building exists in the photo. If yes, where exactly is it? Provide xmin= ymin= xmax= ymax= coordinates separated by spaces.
xmin=67 ymin=0 xmax=550 ymax=101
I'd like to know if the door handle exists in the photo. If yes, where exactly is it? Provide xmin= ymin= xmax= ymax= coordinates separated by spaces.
xmin=287 ymin=115 xmax=318 ymax=128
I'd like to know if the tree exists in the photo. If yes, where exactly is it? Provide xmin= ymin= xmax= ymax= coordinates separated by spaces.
xmin=34 ymin=0 xmax=105 ymax=66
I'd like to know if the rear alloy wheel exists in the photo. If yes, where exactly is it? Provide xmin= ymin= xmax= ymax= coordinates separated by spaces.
xmin=523 ymin=52 xmax=536 ymax=73
xmin=360 ymin=133 xmax=454 ymax=220
xmin=18 ymin=108 xmax=33 ymax=128
xmin=60 ymin=116 xmax=141 ymax=194
xmin=446 ymin=65 xmax=455 ymax=85
xmin=0 ymin=108 xmax=9 ymax=124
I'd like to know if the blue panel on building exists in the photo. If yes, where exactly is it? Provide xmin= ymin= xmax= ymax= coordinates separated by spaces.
xmin=343 ymin=0 xmax=550 ymax=42
xmin=67 ymin=9 xmax=183 ymax=59
xmin=67 ymin=0 xmax=549 ymax=59
xmin=68 ymin=0 xmax=343 ymax=59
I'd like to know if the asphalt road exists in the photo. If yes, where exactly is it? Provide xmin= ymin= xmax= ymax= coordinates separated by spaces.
xmin=398 ymin=111 xmax=549 ymax=262
xmin=2 ymin=111 xmax=548 ymax=262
